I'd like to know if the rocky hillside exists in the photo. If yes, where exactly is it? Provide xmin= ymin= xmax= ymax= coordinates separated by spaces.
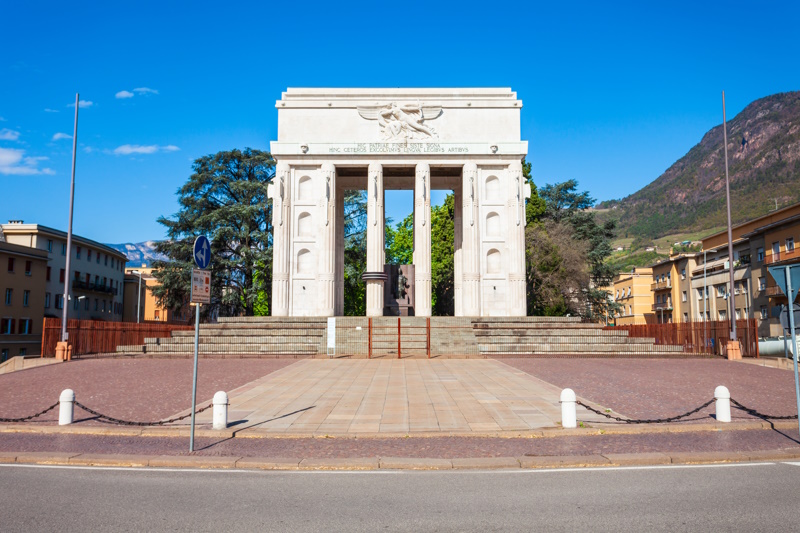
xmin=105 ymin=241 xmax=167 ymax=266
xmin=600 ymin=91 xmax=800 ymax=241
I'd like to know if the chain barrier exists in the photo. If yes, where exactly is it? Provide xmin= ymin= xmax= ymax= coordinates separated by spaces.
xmin=730 ymin=398 xmax=799 ymax=420
xmin=0 ymin=402 xmax=60 ymax=423
xmin=576 ymin=399 xmax=715 ymax=424
xmin=74 ymin=401 xmax=212 ymax=426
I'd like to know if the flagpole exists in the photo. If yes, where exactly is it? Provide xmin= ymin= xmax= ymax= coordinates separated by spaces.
xmin=722 ymin=91 xmax=736 ymax=341
xmin=61 ymin=94 xmax=79 ymax=343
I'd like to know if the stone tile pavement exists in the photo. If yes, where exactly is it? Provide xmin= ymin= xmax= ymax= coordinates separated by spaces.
xmin=181 ymin=359 xmax=610 ymax=434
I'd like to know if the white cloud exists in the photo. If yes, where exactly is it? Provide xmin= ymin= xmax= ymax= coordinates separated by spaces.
xmin=43 ymin=108 xmax=59 ymax=113
xmin=0 ymin=147 xmax=55 ymax=175
xmin=0 ymin=129 xmax=20 ymax=141
xmin=52 ymin=132 xmax=72 ymax=141
xmin=113 ymin=144 xmax=179 ymax=155
xmin=83 ymin=146 xmax=94 ymax=153
xmin=133 ymin=87 xmax=158 ymax=95
xmin=68 ymin=100 xmax=94 ymax=108
xmin=115 ymin=90 xmax=135 ymax=99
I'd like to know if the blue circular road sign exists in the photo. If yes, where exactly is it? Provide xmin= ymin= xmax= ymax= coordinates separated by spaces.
xmin=193 ymin=236 xmax=211 ymax=269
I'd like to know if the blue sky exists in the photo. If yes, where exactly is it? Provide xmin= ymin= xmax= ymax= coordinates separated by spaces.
xmin=2 ymin=1 xmax=799 ymax=244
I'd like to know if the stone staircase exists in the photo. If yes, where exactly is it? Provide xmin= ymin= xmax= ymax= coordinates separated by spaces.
xmin=117 ymin=316 xmax=687 ymax=358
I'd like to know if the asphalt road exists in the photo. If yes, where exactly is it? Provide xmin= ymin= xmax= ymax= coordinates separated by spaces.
xmin=1 ymin=462 xmax=798 ymax=532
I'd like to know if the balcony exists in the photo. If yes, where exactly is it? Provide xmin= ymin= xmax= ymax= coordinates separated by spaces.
xmin=652 ymin=303 xmax=673 ymax=312
xmin=766 ymin=285 xmax=785 ymax=297
xmin=72 ymin=279 xmax=116 ymax=296
xmin=766 ymin=249 xmax=800 ymax=265
xmin=650 ymin=281 xmax=672 ymax=291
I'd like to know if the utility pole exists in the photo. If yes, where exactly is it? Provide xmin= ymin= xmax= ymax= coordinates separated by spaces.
xmin=722 ymin=91 xmax=736 ymax=341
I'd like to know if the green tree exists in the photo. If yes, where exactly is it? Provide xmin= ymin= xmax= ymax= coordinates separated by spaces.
xmin=539 ymin=179 xmax=594 ymax=223
xmin=151 ymin=148 xmax=274 ymax=319
xmin=523 ymin=159 xmax=546 ymax=225
xmin=431 ymin=194 xmax=455 ymax=316
xmin=385 ymin=213 xmax=413 ymax=265
xmin=342 ymin=190 xmax=367 ymax=316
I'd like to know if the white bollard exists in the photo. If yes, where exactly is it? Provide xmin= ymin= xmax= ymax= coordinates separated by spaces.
xmin=212 ymin=391 xmax=228 ymax=430
xmin=560 ymin=388 xmax=577 ymax=429
xmin=59 ymin=389 xmax=75 ymax=425
xmin=715 ymin=385 xmax=731 ymax=423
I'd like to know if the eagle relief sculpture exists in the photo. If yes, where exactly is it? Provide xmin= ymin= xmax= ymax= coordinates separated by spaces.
xmin=358 ymin=102 xmax=442 ymax=141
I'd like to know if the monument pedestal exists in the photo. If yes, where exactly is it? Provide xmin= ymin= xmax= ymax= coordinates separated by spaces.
xmin=384 ymin=265 xmax=415 ymax=316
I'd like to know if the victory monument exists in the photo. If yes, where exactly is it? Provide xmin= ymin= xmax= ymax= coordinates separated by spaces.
xmin=267 ymin=88 xmax=530 ymax=317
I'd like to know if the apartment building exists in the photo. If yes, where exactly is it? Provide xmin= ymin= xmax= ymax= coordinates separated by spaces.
xmin=612 ymin=267 xmax=654 ymax=325
xmin=1 ymin=222 xmax=128 ymax=322
xmin=0 ymin=240 xmax=49 ymax=359
xmin=650 ymin=253 xmax=700 ymax=324
xmin=123 ymin=266 xmax=190 ymax=324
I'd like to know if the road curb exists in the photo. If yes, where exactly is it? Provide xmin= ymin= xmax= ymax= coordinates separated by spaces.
xmin=2 ymin=449 xmax=798 ymax=471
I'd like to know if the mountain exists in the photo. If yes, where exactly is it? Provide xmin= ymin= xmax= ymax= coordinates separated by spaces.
xmin=599 ymin=91 xmax=800 ymax=243
xmin=105 ymin=241 xmax=168 ymax=267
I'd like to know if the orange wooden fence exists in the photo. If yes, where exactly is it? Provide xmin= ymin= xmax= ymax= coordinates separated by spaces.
xmin=41 ymin=318 xmax=192 ymax=357
xmin=604 ymin=319 xmax=759 ymax=357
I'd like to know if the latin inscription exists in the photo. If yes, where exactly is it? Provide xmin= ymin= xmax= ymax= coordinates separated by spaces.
xmin=328 ymin=143 xmax=470 ymax=154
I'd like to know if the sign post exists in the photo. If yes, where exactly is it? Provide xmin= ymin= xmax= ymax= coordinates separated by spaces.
xmin=767 ymin=264 xmax=800 ymax=439
xmin=189 ymin=236 xmax=211 ymax=452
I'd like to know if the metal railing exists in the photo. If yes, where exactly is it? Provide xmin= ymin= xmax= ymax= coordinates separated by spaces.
xmin=605 ymin=319 xmax=759 ymax=357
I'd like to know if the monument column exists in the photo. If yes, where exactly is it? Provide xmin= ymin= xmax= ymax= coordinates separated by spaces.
xmin=364 ymin=163 xmax=386 ymax=316
xmin=462 ymin=162 xmax=481 ymax=316
xmin=454 ymin=186 xmax=463 ymax=316
xmin=414 ymin=162 xmax=432 ymax=317
xmin=508 ymin=160 xmax=526 ymax=316
xmin=269 ymin=161 xmax=290 ymax=316
xmin=318 ymin=162 xmax=336 ymax=316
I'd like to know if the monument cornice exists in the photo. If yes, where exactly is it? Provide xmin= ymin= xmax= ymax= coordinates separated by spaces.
xmin=269 ymin=141 xmax=528 ymax=157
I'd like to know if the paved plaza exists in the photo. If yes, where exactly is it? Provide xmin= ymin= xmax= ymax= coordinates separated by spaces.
xmin=184 ymin=359 xmax=610 ymax=434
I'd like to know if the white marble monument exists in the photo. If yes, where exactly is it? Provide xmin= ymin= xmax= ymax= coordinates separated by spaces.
xmin=267 ymin=88 xmax=530 ymax=317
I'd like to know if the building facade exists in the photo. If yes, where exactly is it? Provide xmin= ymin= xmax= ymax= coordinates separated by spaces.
xmin=612 ymin=268 xmax=654 ymax=325
xmin=0 ymin=240 xmax=49 ymax=358
xmin=123 ymin=266 xmax=190 ymax=323
xmin=1 ymin=222 xmax=128 ymax=322
xmin=268 ymin=88 xmax=530 ymax=317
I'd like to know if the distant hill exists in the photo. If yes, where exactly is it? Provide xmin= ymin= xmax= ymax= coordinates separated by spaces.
xmin=105 ymin=241 xmax=167 ymax=267
xmin=599 ymin=91 xmax=800 ymax=243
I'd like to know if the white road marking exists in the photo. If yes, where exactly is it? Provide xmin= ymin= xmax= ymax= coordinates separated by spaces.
xmin=784 ymin=462 xmax=800 ymax=466
xmin=0 ymin=462 xmax=777 ymax=475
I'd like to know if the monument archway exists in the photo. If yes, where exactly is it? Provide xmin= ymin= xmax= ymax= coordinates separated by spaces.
xmin=267 ymin=88 xmax=530 ymax=317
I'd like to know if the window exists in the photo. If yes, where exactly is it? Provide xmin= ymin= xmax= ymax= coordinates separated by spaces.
xmin=55 ymin=295 xmax=63 ymax=309
xmin=735 ymin=309 xmax=741 ymax=320
xmin=74 ymin=271 xmax=81 ymax=281
xmin=717 ymin=285 xmax=725 ymax=297
xmin=7 ymin=257 xmax=14 ymax=272
xmin=683 ymin=313 xmax=688 ymax=322
xmin=719 ymin=310 xmax=727 ymax=320
xmin=102 ymin=277 xmax=107 ymax=288
xmin=59 ymin=268 xmax=65 ymax=283
xmin=76 ymin=246 xmax=81 ymax=259
xmin=705 ymin=287 xmax=709 ymax=298
xmin=682 ymin=291 xmax=687 ymax=302
xmin=45 ymin=293 xmax=51 ymax=309
xmin=788 ymin=238 xmax=795 ymax=253
xmin=697 ymin=288 xmax=704 ymax=300
xmin=22 ymin=290 xmax=29 ymax=307
xmin=1 ymin=349 xmax=8 ymax=362
xmin=61 ymin=243 xmax=66 ymax=255
xmin=627 ymin=287 xmax=631 ymax=297
xmin=94 ymin=275 xmax=100 ymax=286
xmin=761 ymin=306 xmax=768 ymax=320
xmin=73 ymin=298 xmax=79 ymax=310
xmin=19 ymin=348 xmax=26 ymax=356
xmin=101 ymin=300 xmax=106 ymax=312
xmin=681 ymin=269 xmax=686 ymax=280
xmin=1 ymin=319 xmax=12 ymax=334
xmin=154 ymin=310 xmax=160 ymax=320
xmin=18 ymin=319 xmax=31 ymax=334
xmin=656 ymin=294 xmax=661 ymax=304
xmin=47 ymin=240 xmax=53 ymax=252
xmin=706 ymin=311 xmax=710 ymax=321
xmin=759 ymin=277 xmax=766 ymax=290
xmin=757 ymin=247 xmax=764 ymax=262
xmin=628 ymin=305 xmax=632 ymax=315
xmin=24 ymin=261 xmax=32 ymax=276
xmin=96 ymin=253 xmax=100 ymax=264
xmin=104 ymin=255 xmax=108 ymax=266
xmin=46 ymin=266 xmax=51 ymax=281
xmin=85 ymin=273 xmax=90 ymax=284
xmin=4 ymin=289 xmax=11 ymax=305
xmin=87 ymin=250 xmax=92 ymax=261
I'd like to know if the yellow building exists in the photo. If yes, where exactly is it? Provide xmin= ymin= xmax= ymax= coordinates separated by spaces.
xmin=0 ymin=240 xmax=49 ymax=359
xmin=123 ymin=266 xmax=190 ymax=324
xmin=612 ymin=267 xmax=654 ymax=325
xmin=650 ymin=253 xmax=699 ymax=324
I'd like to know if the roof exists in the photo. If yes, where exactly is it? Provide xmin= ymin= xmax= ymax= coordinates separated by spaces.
xmin=0 ymin=223 xmax=127 ymax=260
xmin=0 ymin=241 xmax=49 ymax=261
xmin=691 ymin=258 xmax=728 ymax=276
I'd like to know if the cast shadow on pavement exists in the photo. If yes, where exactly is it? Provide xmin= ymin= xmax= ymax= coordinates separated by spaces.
xmin=195 ymin=405 xmax=316 ymax=452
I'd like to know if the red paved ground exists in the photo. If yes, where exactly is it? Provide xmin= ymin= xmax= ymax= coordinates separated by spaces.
xmin=0 ymin=359 xmax=296 ymax=424
xmin=499 ymin=358 xmax=800 ymax=421
xmin=0 ymin=429 xmax=797 ymax=458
